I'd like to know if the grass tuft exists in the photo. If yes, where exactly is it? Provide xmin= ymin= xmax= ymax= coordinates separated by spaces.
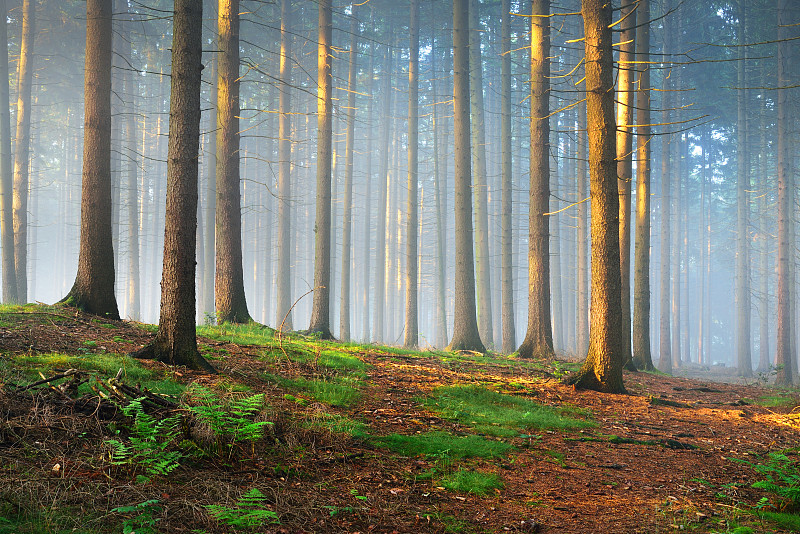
xmin=439 ymin=469 xmax=504 ymax=495
xmin=372 ymin=431 xmax=512 ymax=459
xmin=424 ymin=385 xmax=593 ymax=436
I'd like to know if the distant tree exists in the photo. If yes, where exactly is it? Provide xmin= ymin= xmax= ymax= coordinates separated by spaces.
xmin=0 ymin=0 xmax=14 ymax=303
xmin=60 ymin=0 xmax=119 ymax=319
xmin=658 ymin=0 xmax=672 ymax=374
xmin=632 ymin=0 xmax=654 ymax=371
xmin=123 ymin=4 xmax=140 ymax=321
xmin=517 ymin=0 xmax=553 ymax=360
xmin=341 ymin=13 xmax=359 ymax=342
xmin=404 ymin=0 xmax=419 ymax=349
xmin=133 ymin=0 xmax=213 ymax=372
xmin=275 ymin=0 xmax=293 ymax=331
xmin=500 ymin=0 xmax=515 ymax=354
xmin=564 ymin=0 xmax=626 ymax=393
xmin=202 ymin=54 xmax=216 ymax=320
xmin=12 ymin=0 xmax=35 ymax=302
xmin=447 ymin=0 xmax=484 ymax=353
xmin=215 ymin=0 xmax=252 ymax=324
xmin=307 ymin=0 xmax=334 ymax=339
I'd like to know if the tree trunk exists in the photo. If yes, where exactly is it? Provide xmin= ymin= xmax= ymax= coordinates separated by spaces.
xmin=124 ymin=9 xmax=140 ymax=321
xmin=576 ymin=88 xmax=588 ymax=356
xmin=12 ymin=0 xmax=35 ymax=302
xmin=775 ymin=0 xmax=795 ymax=386
xmin=215 ymin=0 xmax=251 ymax=324
xmin=564 ymin=0 xmax=625 ymax=394
xmin=518 ymin=0 xmax=553 ymax=360
xmin=361 ymin=13 xmax=375 ymax=343
xmin=133 ymin=0 xmax=213 ymax=372
xmin=616 ymin=0 xmax=635 ymax=367
xmin=735 ymin=0 xmax=752 ymax=377
xmin=757 ymin=76 xmax=770 ymax=373
xmin=0 ymin=0 xmax=14 ymax=303
xmin=447 ymin=0 xmax=484 ymax=353
xmin=404 ymin=0 xmax=420 ymax=348
xmin=500 ymin=0 xmax=515 ymax=354
xmin=60 ymin=0 xmax=119 ymax=319
xmin=202 ymin=55 xmax=216 ymax=322
xmin=632 ymin=0 xmax=653 ymax=371
xmin=307 ymin=0 xmax=334 ymax=338
xmin=341 ymin=14 xmax=358 ymax=342
xmin=431 ymin=33 xmax=448 ymax=349
xmin=374 ymin=42 xmax=393 ymax=343
xmin=275 ymin=0 xmax=293 ymax=331
xmin=469 ymin=0 xmax=494 ymax=347
xmin=658 ymin=0 xmax=672 ymax=374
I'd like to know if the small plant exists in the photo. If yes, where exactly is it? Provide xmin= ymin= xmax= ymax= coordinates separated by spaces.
xmin=205 ymin=488 xmax=279 ymax=528
xmin=439 ymin=469 xmax=503 ymax=495
xmin=735 ymin=450 xmax=800 ymax=512
xmin=105 ymin=398 xmax=184 ymax=483
xmin=373 ymin=431 xmax=512 ymax=459
xmin=111 ymin=499 xmax=162 ymax=534
xmin=186 ymin=385 xmax=273 ymax=458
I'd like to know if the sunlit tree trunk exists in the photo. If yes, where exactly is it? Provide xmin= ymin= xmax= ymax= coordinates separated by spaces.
xmin=468 ymin=0 xmax=494 ymax=347
xmin=276 ymin=0 xmax=293 ymax=331
xmin=576 ymin=90 xmax=588 ymax=356
xmin=447 ymin=0 xmax=484 ymax=353
xmin=12 ymin=0 xmax=35 ymax=302
xmin=775 ymin=0 xmax=795 ymax=386
xmin=632 ymin=0 xmax=653 ymax=370
xmin=0 ymin=0 xmax=15 ymax=303
xmin=616 ymin=0 xmax=635 ymax=366
xmin=564 ymin=0 xmax=625 ymax=393
xmin=60 ymin=0 xmax=119 ymax=319
xmin=735 ymin=0 xmax=752 ymax=377
xmin=500 ymin=0 xmax=515 ymax=354
xmin=518 ymin=0 xmax=553 ymax=360
xmin=133 ymin=0 xmax=213 ymax=372
xmin=124 ymin=8 xmax=140 ymax=321
xmin=308 ymin=0 xmax=333 ymax=338
xmin=215 ymin=0 xmax=251 ymax=324
xmin=404 ymin=0 xmax=420 ymax=348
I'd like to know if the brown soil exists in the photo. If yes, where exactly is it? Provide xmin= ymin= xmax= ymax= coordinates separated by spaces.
xmin=1 ymin=308 xmax=798 ymax=533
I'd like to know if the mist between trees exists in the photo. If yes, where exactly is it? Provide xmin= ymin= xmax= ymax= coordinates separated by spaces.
xmin=3 ymin=0 xmax=799 ymax=386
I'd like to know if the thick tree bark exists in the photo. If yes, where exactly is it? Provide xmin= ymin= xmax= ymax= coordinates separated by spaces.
xmin=215 ymin=0 xmax=251 ymax=324
xmin=447 ymin=0 xmax=484 ymax=353
xmin=632 ymin=0 xmax=653 ymax=371
xmin=735 ymin=0 xmax=752 ymax=377
xmin=12 ymin=0 xmax=35 ymax=302
xmin=404 ymin=0 xmax=420 ymax=348
xmin=518 ymin=0 xmax=553 ymax=360
xmin=0 ymin=0 xmax=15 ymax=303
xmin=133 ymin=0 xmax=213 ymax=372
xmin=564 ymin=0 xmax=625 ymax=394
xmin=500 ymin=0 xmax=515 ymax=354
xmin=468 ymin=0 xmax=494 ymax=347
xmin=60 ymin=0 xmax=119 ymax=319
xmin=616 ymin=0 xmax=635 ymax=367
xmin=275 ymin=0 xmax=293 ymax=331
xmin=341 ymin=15 xmax=358 ymax=342
xmin=307 ymin=0 xmax=334 ymax=338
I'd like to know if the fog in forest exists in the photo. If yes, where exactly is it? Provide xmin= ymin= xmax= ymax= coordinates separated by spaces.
xmin=5 ymin=0 xmax=799 ymax=377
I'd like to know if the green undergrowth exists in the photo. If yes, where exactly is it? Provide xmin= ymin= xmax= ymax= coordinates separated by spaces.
xmin=372 ymin=431 xmax=512 ymax=459
xmin=301 ymin=412 xmax=369 ymax=438
xmin=196 ymin=321 xmax=276 ymax=346
xmin=424 ymin=385 xmax=594 ymax=437
xmin=752 ymin=394 xmax=799 ymax=409
xmin=10 ymin=352 xmax=184 ymax=396
xmin=266 ymin=374 xmax=362 ymax=408
xmin=439 ymin=469 xmax=504 ymax=495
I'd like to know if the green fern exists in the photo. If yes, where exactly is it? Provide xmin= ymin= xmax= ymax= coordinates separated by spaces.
xmin=735 ymin=451 xmax=800 ymax=512
xmin=186 ymin=385 xmax=273 ymax=458
xmin=105 ymin=398 xmax=184 ymax=481
xmin=205 ymin=488 xmax=279 ymax=528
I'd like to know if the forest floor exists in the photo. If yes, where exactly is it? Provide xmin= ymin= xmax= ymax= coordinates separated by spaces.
xmin=0 ymin=304 xmax=799 ymax=534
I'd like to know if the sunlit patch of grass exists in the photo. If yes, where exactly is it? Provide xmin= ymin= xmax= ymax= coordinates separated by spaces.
xmin=372 ymin=431 xmax=512 ymax=459
xmin=424 ymin=385 xmax=594 ymax=437
xmin=281 ymin=377 xmax=361 ymax=408
xmin=196 ymin=322 xmax=276 ymax=346
xmin=753 ymin=395 xmax=799 ymax=409
xmin=439 ymin=469 xmax=503 ymax=495
xmin=11 ymin=352 xmax=184 ymax=396
xmin=318 ymin=350 xmax=369 ymax=373
xmin=303 ymin=412 xmax=369 ymax=438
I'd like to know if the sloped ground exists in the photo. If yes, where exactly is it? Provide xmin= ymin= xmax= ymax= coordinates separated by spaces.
xmin=0 ymin=305 xmax=798 ymax=533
